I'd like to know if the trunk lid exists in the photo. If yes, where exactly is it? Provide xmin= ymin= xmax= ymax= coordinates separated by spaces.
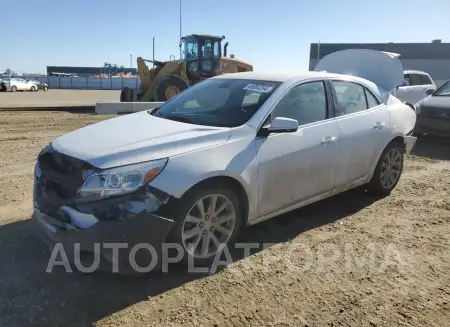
xmin=314 ymin=49 xmax=404 ymax=92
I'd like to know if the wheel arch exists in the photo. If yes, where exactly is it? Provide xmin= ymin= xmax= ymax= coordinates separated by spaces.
xmin=377 ymin=135 xmax=406 ymax=162
xmin=179 ymin=175 xmax=250 ymax=223
xmin=369 ymin=134 xmax=406 ymax=181
xmin=389 ymin=135 xmax=407 ymax=150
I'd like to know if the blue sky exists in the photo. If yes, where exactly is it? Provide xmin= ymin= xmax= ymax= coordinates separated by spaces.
xmin=2 ymin=0 xmax=449 ymax=73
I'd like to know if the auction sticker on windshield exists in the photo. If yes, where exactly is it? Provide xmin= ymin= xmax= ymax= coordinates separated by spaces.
xmin=243 ymin=84 xmax=274 ymax=93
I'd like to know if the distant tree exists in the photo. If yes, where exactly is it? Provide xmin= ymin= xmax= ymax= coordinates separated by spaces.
xmin=5 ymin=68 xmax=11 ymax=75
xmin=120 ymin=65 xmax=125 ymax=69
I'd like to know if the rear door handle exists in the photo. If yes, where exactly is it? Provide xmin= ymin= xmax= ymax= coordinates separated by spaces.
xmin=321 ymin=136 xmax=337 ymax=145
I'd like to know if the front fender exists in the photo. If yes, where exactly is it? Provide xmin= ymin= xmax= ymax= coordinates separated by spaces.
xmin=149 ymin=132 xmax=259 ymax=219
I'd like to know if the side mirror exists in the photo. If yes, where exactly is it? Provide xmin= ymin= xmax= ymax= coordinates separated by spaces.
xmin=259 ymin=117 xmax=298 ymax=136
xmin=425 ymin=89 xmax=434 ymax=95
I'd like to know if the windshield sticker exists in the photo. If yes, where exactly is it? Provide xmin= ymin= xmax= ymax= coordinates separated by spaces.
xmin=243 ymin=84 xmax=274 ymax=93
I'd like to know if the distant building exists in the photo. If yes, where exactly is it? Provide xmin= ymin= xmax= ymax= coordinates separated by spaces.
xmin=309 ymin=41 xmax=450 ymax=87
xmin=46 ymin=66 xmax=138 ymax=77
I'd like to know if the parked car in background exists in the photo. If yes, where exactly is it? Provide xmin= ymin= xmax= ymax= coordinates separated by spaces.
xmin=3 ymin=78 xmax=41 ymax=92
xmin=415 ymin=79 xmax=450 ymax=136
xmin=394 ymin=70 xmax=436 ymax=106
xmin=0 ymin=77 xmax=9 ymax=91
xmin=32 ymin=49 xmax=417 ymax=272
xmin=28 ymin=80 xmax=49 ymax=91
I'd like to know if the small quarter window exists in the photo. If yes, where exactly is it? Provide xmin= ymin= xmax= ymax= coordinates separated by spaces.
xmin=365 ymin=88 xmax=381 ymax=108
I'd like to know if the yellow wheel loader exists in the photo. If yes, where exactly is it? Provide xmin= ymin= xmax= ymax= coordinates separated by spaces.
xmin=120 ymin=34 xmax=253 ymax=102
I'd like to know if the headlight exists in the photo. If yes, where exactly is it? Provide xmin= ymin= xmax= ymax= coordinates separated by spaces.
xmin=80 ymin=158 xmax=167 ymax=199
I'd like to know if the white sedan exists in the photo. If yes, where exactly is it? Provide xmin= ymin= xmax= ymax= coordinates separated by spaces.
xmin=33 ymin=49 xmax=417 ymax=271
xmin=7 ymin=78 xmax=40 ymax=92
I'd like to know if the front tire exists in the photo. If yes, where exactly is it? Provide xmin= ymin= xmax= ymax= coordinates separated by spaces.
xmin=166 ymin=185 xmax=244 ymax=266
xmin=11 ymin=85 xmax=17 ymax=92
xmin=31 ymin=85 xmax=37 ymax=92
xmin=153 ymin=76 xmax=188 ymax=102
xmin=367 ymin=141 xmax=404 ymax=196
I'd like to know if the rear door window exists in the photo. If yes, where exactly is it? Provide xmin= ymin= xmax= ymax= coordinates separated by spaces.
xmin=332 ymin=81 xmax=367 ymax=116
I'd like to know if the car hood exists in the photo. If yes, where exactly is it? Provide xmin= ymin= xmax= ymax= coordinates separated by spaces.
xmin=314 ymin=49 xmax=404 ymax=92
xmin=51 ymin=111 xmax=231 ymax=169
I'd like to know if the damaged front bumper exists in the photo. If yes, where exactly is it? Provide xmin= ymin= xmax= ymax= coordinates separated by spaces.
xmin=33 ymin=206 xmax=174 ymax=274
xmin=32 ymin=152 xmax=176 ymax=274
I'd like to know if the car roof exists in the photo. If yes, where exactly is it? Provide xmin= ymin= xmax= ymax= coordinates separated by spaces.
xmin=404 ymin=69 xmax=430 ymax=75
xmin=213 ymin=71 xmax=338 ymax=82
xmin=212 ymin=70 xmax=382 ymax=83
xmin=212 ymin=71 xmax=381 ymax=94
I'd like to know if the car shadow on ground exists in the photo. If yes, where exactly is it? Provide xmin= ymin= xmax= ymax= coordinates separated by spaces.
xmin=0 ymin=188 xmax=379 ymax=327
xmin=411 ymin=134 xmax=450 ymax=161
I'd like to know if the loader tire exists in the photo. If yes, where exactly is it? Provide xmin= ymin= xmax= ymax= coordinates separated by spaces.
xmin=154 ymin=76 xmax=188 ymax=102
xmin=120 ymin=87 xmax=132 ymax=102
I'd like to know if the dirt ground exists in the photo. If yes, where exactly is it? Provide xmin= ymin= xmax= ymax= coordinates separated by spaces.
xmin=0 ymin=110 xmax=448 ymax=327
xmin=0 ymin=90 xmax=120 ymax=108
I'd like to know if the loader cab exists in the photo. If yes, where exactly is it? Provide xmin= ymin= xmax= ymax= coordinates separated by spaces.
xmin=183 ymin=34 xmax=224 ymax=82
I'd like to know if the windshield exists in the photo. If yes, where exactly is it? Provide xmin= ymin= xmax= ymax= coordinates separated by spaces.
xmin=151 ymin=78 xmax=282 ymax=127
xmin=434 ymin=81 xmax=450 ymax=96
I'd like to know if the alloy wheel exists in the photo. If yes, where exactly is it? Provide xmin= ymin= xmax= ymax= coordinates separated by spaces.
xmin=380 ymin=148 xmax=402 ymax=188
xmin=181 ymin=194 xmax=236 ymax=259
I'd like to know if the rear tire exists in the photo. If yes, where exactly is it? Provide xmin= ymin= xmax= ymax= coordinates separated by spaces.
xmin=366 ymin=141 xmax=404 ymax=196
xmin=154 ymin=76 xmax=188 ymax=102
xmin=31 ymin=85 xmax=37 ymax=92
xmin=166 ymin=184 xmax=244 ymax=267
xmin=43 ymin=86 xmax=48 ymax=92
xmin=11 ymin=85 xmax=17 ymax=92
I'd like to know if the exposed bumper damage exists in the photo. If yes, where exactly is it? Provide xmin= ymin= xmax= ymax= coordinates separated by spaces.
xmin=33 ymin=146 xmax=176 ymax=274
xmin=403 ymin=135 xmax=417 ymax=155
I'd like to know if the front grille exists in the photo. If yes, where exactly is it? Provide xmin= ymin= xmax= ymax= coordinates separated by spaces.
xmin=37 ymin=148 xmax=96 ymax=201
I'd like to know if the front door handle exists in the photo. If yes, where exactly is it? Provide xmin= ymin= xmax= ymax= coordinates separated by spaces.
xmin=374 ymin=122 xmax=387 ymax=130
xmin=321 ymin=136 xmax=337 ymax=145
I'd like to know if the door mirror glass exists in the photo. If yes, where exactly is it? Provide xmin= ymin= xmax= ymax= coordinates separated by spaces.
xmin=268 ymin=117 xmax=298 ymax=133
xmin=425 ymin=89 xmax=434 ymax=95
xmin=402 ymin=79 xmax=410 ymax=86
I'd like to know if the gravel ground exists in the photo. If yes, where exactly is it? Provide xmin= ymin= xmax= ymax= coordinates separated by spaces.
xmin=0 ymin=111 xmax=448 ymax=327
xmin=0 ymin=90 xmax=120 ymax=108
